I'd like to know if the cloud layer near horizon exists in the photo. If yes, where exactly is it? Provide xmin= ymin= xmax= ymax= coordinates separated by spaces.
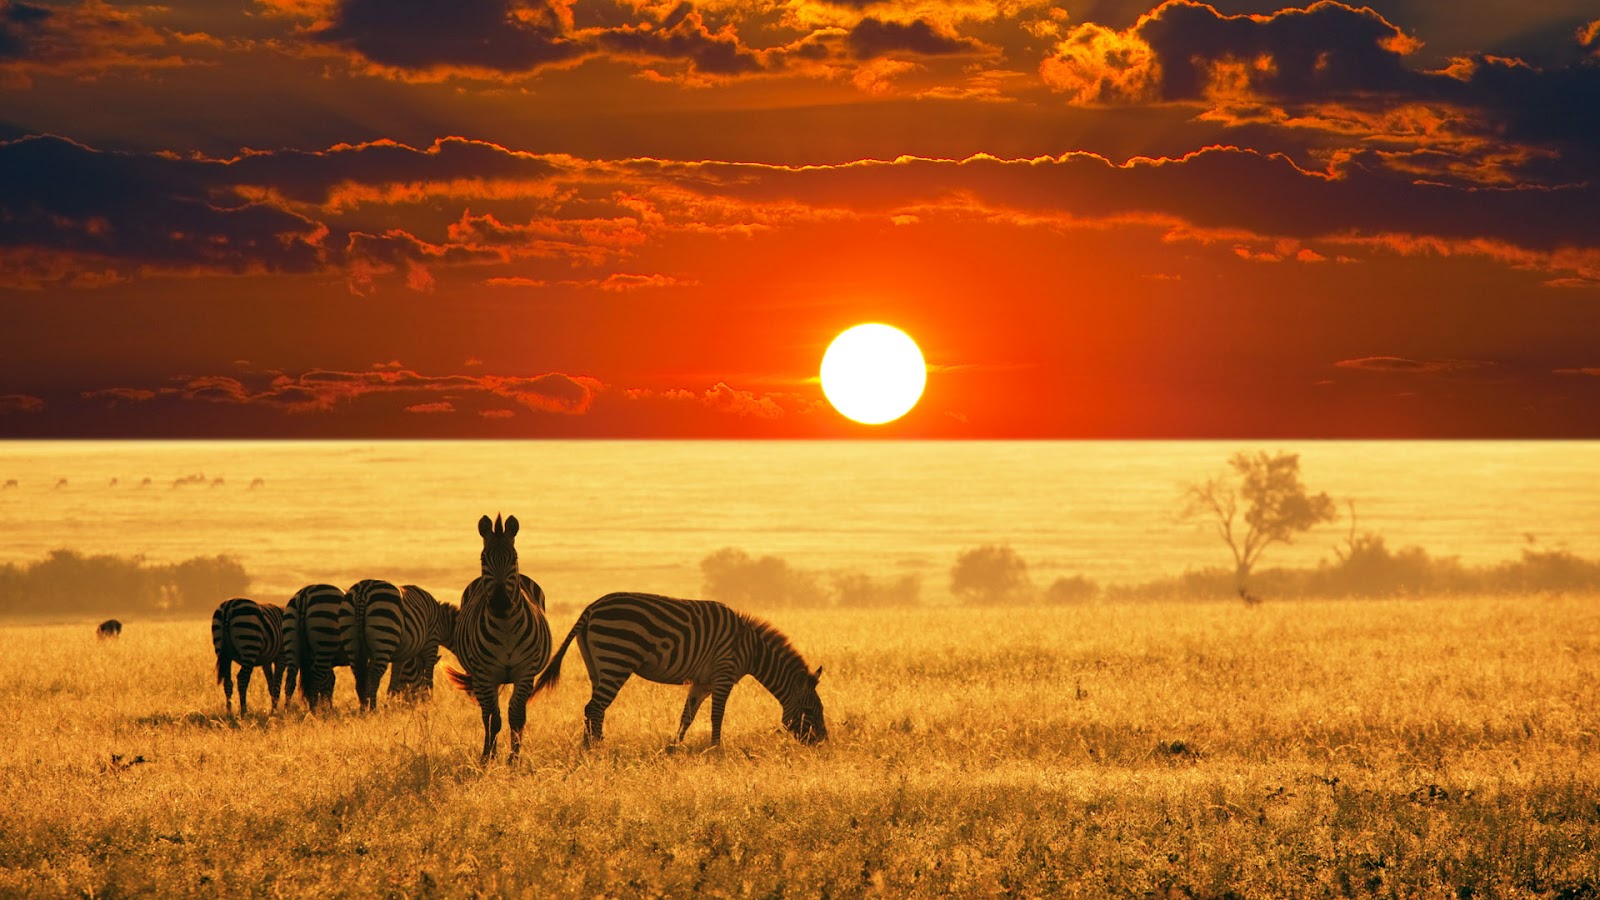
xmin=4 ymin=0 xmax=1600 ymax=437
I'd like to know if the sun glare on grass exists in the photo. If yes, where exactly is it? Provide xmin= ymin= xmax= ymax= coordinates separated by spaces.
xmin=820 ymin=323 xmax=926 ymax=425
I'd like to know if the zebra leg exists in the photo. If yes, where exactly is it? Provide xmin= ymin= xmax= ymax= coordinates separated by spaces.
xmin=237 ymin=665 xmax=254 ymax=718
xmin=475 ymin=684 xmax=502 ymax=761
xmin=583 ymin=672 xmax=630 ymax=747
xmin=676 ymin=685 xmax=711 ymax=743
xmin=417 ymin=648 xmax=439 ymax=700
xmin=220 ymin=660 xmax=236 ymax=715
xmin=507 ymin=680 xmax=533 ymax=763
xmin=352 ymin=664 xmax=371 ymax=711
xmin=364 ymin=661 xmax=387 ymax=711
xmin=267 ymin=661 xmax=284 ymax=712
xmin=707 ymin=680 xmax=737 ymax=746
xmin=284 ymin=665 xmax=299 ymax=705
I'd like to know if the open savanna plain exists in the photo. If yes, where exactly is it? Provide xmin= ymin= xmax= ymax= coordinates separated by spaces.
xmin=2 ymin=596 xmax=1598 ymax=899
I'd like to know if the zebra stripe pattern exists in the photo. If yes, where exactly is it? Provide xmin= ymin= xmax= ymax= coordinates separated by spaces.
xmin=290 ymin=583 xmax=351 ymax=712
xmin=446 ymin=514 xmax=551 ymax=762
xmin=211 ymin=597 xmax=288 ymax=717
xmin=340 ymin=578 xmax=404 ymax=712
xmin=531 ymin=592 xmax=826 ymax=746
xmin=383 ymin=584 xmax=459 ymax=699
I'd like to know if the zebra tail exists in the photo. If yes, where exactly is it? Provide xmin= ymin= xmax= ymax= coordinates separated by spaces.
xmin=443 ymin=665 xmax=472 ymax=694
xmin=295 ymin=599 xmax=315 ymax=704
xmin=531 ymin=615 xmax=582 ymax=698
xmin=215 ymin=607 xmax=236 ymax=685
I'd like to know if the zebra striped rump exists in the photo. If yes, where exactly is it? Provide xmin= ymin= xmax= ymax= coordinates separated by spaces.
xmin=342 ymin=578 xmax=404 ymax=710
xmin=289 ymin=583 xmax=349 ymax=710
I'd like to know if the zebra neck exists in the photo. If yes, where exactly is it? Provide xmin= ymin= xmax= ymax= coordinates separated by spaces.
xmin=746 ymin=630 xmax=808 ymax=704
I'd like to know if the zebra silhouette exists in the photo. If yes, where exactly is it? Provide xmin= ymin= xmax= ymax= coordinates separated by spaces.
xmin=341 ymin=578 xmax=404 ymax=712
xmin=445 ymin=514 xmax=551 ymax=762
xmin=532 ymin=592 xmax=826 ymax=747
xmin=211 ymin=598 xmax=288 ymax=717
xmin=289 ymin=583 xmax=352 ymax=712
xmin=384 ymin=585 xmax=459 ymax=699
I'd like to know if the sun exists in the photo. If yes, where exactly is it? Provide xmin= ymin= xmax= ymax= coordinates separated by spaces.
xmin=820 ymin=323 xmax=927 ymax=425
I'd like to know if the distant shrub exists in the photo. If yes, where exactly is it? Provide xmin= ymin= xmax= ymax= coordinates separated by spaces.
xmin=1045 ymin=575 xmax=1100 ymax=604
xmin=0 ymin=550 xmax=250 ymax=620
xmin=700 ymin=547 xmax=828 ymax=609
xmin=951 ymin=544 xmax=1035 ymax=606
xmin=833 ymin=572 xmax=921 ymax=609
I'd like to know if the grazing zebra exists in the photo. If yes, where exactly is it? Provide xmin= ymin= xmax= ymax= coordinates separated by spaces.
xmin=211 ymin=597 xmax=287 ymax=717
xmin=340 ymin=578 xmax=404 ymax=712
xmin=445 ymin=514 xmax=551 ymax=762
xmin=97 ymin=619 xmax=122 ymax=640
xmin=290 ymin=583 xmax=352 ymax=712
xmin=384 ymin=585 xmax=459 ymax=699
xmin=531 ymin=592 xmax=827 ymax=747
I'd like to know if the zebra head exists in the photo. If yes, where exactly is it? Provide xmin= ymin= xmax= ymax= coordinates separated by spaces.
xmin=781 ymin=666 xmax=827 ymax=744
xmin=477 ymin=513 xmax=521 ymax=617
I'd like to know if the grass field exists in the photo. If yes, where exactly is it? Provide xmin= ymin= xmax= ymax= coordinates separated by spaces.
xmin=2 ymin=596 xmax=1598 ymax=898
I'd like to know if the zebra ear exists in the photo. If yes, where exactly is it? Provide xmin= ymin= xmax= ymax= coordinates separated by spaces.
xmin=811 ymin=665 xmax=823 ymax=686
xmin=505 ymin=515 xmax=519 ymax=539
xmin=478 ymin=515 xmax=493 ymax=538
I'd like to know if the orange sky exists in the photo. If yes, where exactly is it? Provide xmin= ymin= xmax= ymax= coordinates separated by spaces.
xmin=2 ymin=0 xmax=1599 ymax=437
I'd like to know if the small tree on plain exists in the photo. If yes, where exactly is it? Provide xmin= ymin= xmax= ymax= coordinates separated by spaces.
xmin=1182 ymin=451 xmax=1337 ymax=596
xmin=951 ymin=544 xmax=1034 ymax=605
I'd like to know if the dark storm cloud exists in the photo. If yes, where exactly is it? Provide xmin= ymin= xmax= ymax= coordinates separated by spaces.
xmin=81 ymin=365 xmax=604 ymax=416
xmin=1137 ymin=1 xmax=1425 ymax=101
xmin=630 ymin=147 xmax=1600 ymax=255
xmin=595 ymin=6 xmax=766 ymax=76
xmin=847 ymin=17 xmax=984 ymax=59
xmin=224 ymin=138 xmax=563 ymax=206
xmin=317 ymin=0 xmax=580 ymax=73
xmin=1044 ymin=1 xmax=1600 ymax=183
xmin=0 ymin=3 xmax=52 ymax=58
xmin=0 ymin=135 xmax=325 ymax=275
xmin=5 ymin=133 xmax=1597 ymax=290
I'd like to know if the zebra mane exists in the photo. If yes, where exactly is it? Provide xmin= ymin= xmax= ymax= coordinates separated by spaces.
xmin=738 ymin=611 xmax=810 ymax=673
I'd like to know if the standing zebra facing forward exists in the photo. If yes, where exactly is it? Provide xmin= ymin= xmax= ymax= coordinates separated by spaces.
xmin=531 ymin=592 xmax=827 ymax=747
xmin=385 ymin=585 xmax=459 ymax=698
xmin=211 ymin=598 xmax=288 ymax=717
xmin=445 ymin=514 xmax=551 ymax=762
xmin=291 ymin=583 xmax=352 ymax=712
xmin=341 ymin=578 xmax=404 ymax=711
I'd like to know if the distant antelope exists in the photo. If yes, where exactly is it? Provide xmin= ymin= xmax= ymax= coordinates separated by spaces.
xmin=1 ymin=479 xmax=16 ymax=489
xmin=97 ymin=619 xmax=122 ymax=640
xmin=1238 ymin=587 xmax=1263 ymax=606
xmin=54 ymin=478 xmax=67 ymax=489
xmin=249 ymin=478 xmax=266 ymax=489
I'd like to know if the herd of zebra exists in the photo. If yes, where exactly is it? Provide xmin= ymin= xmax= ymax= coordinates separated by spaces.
xmin=210 ymin=513 xmax=827 ymax=760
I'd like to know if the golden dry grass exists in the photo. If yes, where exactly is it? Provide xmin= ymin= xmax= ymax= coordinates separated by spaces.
xmin=2 ymin=596 xmax=1598 ymax=898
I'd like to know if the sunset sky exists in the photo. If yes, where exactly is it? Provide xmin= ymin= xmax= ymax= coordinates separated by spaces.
xmin=2 ymin=0 xmax=1598 ymax=437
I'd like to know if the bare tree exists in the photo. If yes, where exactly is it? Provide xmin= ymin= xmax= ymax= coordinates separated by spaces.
xmin=1183 ymin=451 xmax=1337 ymax=596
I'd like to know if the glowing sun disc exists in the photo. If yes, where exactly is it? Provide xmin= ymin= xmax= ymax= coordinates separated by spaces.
xmin=820 ymin=323 xmax=927 ymax=425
